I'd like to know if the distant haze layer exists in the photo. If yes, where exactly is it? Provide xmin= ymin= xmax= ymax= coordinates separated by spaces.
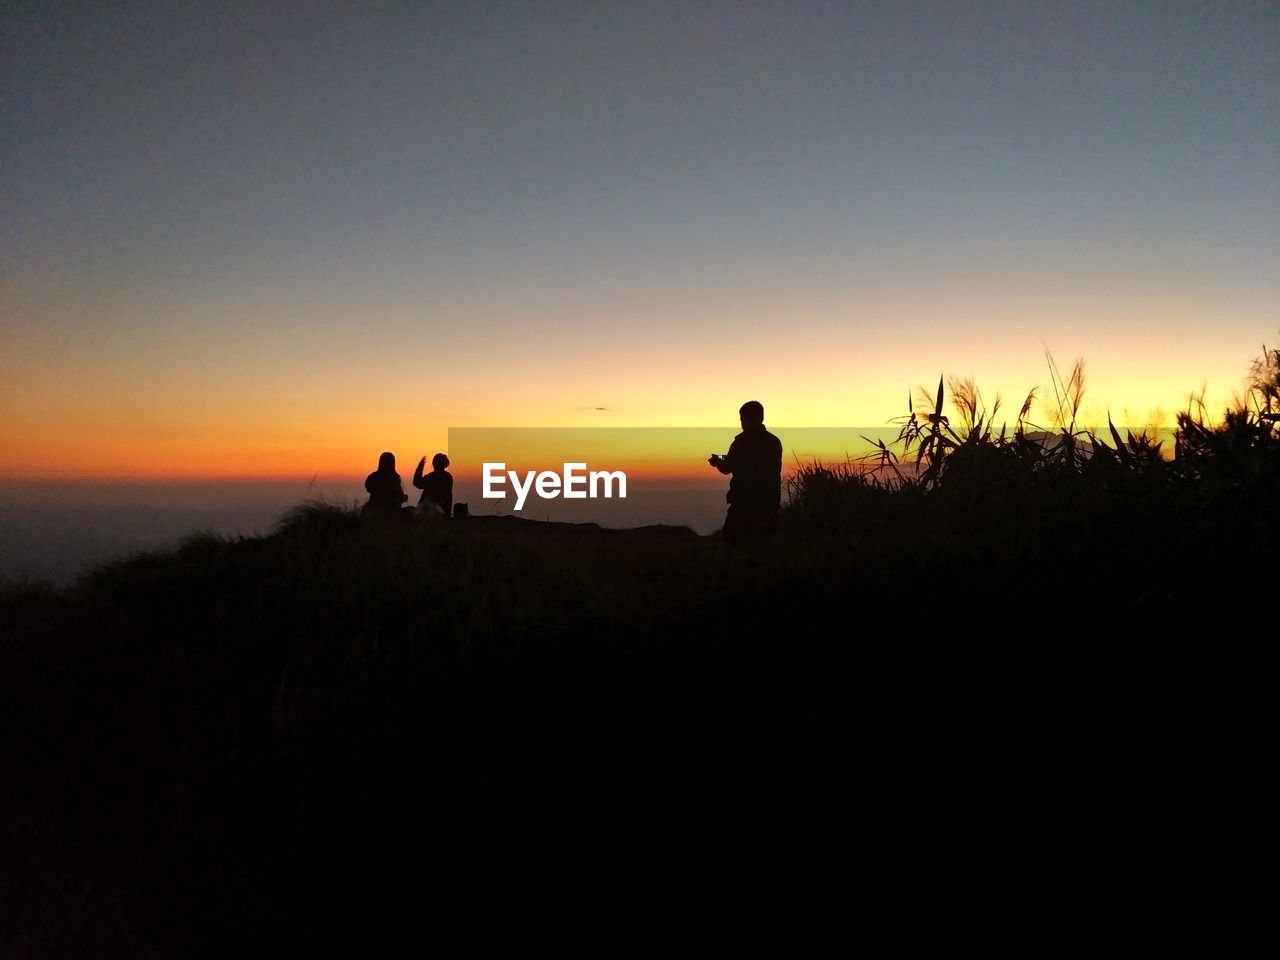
xmin=0 ymin=476 xmax=728 ymax=585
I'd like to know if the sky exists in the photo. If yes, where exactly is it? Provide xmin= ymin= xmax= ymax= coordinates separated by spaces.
xmin=3 ymin=0 xmax=1278 ymax=482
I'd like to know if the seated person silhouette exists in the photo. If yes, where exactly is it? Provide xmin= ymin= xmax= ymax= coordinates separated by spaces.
xmin=413 ymin=453 xmax=454 ymax=518
xmin=362 ymin=451 xmax=409 ymax=517
xmin=708 ymin=400 xmax=783 ymax=544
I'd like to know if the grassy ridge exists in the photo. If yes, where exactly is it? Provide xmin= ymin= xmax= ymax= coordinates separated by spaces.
xmin=2 ymin=348 xmax=1277 ymax=953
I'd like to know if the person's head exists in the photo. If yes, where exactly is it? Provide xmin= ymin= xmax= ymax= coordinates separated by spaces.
xmin=739 ymin=400 xmax=765 ymax=428
xmin=378 ymin=451 xmax=396 ymax=473
xmin=432 ymin=453 xmax=450 ymax=471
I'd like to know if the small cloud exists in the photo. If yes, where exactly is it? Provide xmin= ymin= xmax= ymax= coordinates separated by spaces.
xmin=576 ymin=405 xmax=611 ymax=411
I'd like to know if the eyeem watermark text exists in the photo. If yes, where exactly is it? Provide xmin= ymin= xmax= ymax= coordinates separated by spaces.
xmin=482 ymin=462 xmax=627 ymax=511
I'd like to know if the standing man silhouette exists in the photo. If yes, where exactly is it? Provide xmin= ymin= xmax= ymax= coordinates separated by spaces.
xmin=708 ymin=400 xmax=783 ymax=543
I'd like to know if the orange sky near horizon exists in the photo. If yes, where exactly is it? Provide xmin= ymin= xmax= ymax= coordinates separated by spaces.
xmin=3 ymin=307 xmax=1269 ymax=481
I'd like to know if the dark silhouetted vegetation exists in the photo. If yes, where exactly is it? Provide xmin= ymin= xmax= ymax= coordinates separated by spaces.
xmin=2 ymin=347 xmax=1276 ymax=955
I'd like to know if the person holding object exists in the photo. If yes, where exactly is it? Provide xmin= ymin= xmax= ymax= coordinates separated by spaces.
xmin=708 ymin=400 xmax=782 ymax=543
xmin=413 ymin=453 xmax=454 ymax=518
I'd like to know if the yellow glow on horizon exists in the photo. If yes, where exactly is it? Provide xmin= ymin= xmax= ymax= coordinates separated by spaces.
xmin=3 ymin=291 xmax=1270 ymax=481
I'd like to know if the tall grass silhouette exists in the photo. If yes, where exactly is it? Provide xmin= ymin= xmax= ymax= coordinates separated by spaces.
xmin=788 ymin=343 xmax=1278 ymax=508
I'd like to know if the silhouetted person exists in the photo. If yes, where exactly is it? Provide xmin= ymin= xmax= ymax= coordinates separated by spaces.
xmin=708 ymin=400 xmax=783 ymax=543
xmin=413 ymin=453 xmax=453 ymax=518
xmin=363 ymin=451 xmax=408 ymax=517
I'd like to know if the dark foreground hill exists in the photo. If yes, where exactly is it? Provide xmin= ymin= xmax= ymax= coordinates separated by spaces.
xmin=2 ymin=461 xmax=1276 ymax=955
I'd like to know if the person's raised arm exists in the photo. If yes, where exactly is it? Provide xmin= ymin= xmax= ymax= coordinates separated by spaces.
xmin=413 ymin=456 xmax=427 ymax=489
xmin=721 ymin=436 xmax=745 ymax=474
xmin=708 ymin=453 xmax=733 ymax=475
